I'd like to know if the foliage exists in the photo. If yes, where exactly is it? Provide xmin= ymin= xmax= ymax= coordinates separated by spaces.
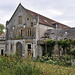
xmin=58 ymin=39 xmax=70 ymax=47
xmin=0 ymin=56 xmax=41 ymax=75
xmin=58 ymin=39 xmax=75 ymax=54
xmin=0 ymin=23 xmax=5 ymax=34
xmin=70 ymin=50 xmax=75 ymax=55
xmin=58 ymin=39 xmax=75 ymax=47
xmin=44 ymin=39 xmax=55 ymax=45
xmin=36 ymin=54 xmax=71 ymax=66
xmin=0 ymin=55 xmax=75 ymax=75
xmin=16 ymin=36 xmax=24 ymax=39
xmin=70 ymin=49 xmax=75 ymax=58
xmin=71 ymin=39 xmax=75 ymax=45
xmin=44 ymin=39 xmax=55 ymax=56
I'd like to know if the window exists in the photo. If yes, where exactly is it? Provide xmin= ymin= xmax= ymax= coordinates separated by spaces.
xmin=53 ymin=23 xmax=57 ymax=28
xmin=1 ymin=50 xmax=3 ymax=55
xmin=21 ymin=29 xmax=22 ymax=36
xmin=30 ymin=28 xmax=31 ymax=36
xmin=28 ymin=44 xmax=31 ymax=49
xmin=28 ymin=29 xmax=29 ymax=36
xmin=11 ymin=44 xmax=12 ymax=51
xmin=27 ymin=28 xmax=32 ymax=37
xmin=27 ymin=18 xmax=29 ymax=20
xmin=18 ymin=16 xmax=22 ymax=24
xmin=31 ymin=22 xmax=33 ymax=27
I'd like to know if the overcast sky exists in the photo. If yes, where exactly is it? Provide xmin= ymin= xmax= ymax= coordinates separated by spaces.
xmin=0 ymin=0 xmax=75 ymax=27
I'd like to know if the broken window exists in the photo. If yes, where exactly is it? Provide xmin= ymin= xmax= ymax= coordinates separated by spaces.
xmin=21 ymin=29 xmax=22 ymax=37
xmin=27 ymin=18 xmax=29 ymax=20
xmin=28 ymin=44 xmax=31 ymax=49
xmin=31 ymin=22 xmax=33 ymax=27
xmin=11 ymin=44 xmax=12 ymax=51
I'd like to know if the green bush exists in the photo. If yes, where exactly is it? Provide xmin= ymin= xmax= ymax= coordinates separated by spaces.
xmin=70 ymin=49 xmax=75 ymax=58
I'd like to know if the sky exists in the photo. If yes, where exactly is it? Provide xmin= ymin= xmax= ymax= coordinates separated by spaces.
xmin=0 ymin=0 xmax=75 ymax=27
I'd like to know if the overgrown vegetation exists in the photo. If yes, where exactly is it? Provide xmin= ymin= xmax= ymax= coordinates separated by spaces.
xmin=42 ymin=38 xmax=75 ymax=56
xmin=0 ymin=55 xmax=75 ymax=75
xmin=0 ymin=23 xmax=5 ymax=34
xmin=58 ymin=39 xmax=75 ymax=54
xmin=36 ymin=54 xmax=72 ymax=67
xmin=0 ymin=38 xmax=75 ymax=74
xmin=70 ymin=49 xmax=75 ymax=58
xmin=16 ymin=36 xmax=24 ymax=39
xmin=0 ymin=55 xmax=41 ymax=75
xmin=42 ymin=39 xmax=55 ymax=56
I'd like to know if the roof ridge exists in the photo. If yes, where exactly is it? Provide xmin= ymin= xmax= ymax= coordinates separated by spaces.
xmin=7 ymin=3 xmax=70 ymax=28
xmin=25 ymin=7 xmax=70 ymax=28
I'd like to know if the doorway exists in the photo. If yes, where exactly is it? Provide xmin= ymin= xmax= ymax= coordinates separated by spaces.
xmin=16 ymin=42 xmax=22 ymax=56
xmin=28 ymin=44 xmax=32 ymax=57
xmin=1 ymin=49 xmax=3 ymax=55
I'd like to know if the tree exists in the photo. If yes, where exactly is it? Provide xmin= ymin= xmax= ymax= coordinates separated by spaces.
xmin=0 ymin=24 xmax=5 ymax=34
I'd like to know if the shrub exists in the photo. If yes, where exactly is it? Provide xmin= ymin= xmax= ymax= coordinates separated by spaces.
xmin=36 ymin=54 xmax=72 ymax=66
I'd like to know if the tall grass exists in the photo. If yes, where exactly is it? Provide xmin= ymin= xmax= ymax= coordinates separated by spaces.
xmin=0 ymin=55 xmax=75 ymax=75
xmin=0 ymin=56 xmax=41 ymax=75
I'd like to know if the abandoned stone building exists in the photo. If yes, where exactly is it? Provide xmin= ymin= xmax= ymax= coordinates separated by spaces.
xmin=4 ymin=3 xmax=75 ymax=58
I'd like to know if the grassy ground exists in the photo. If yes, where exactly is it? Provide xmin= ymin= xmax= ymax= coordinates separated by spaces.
xmin=33 ymin=62 xmax=75 ymax=75
xmin=0 ymin=56 xmax=75 ymax=75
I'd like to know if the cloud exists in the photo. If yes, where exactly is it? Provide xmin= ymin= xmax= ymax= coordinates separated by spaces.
xmin=43 ymin=8 xmax=63 ymax=18
xmin=0 ymin=0 xmax=75 ymax=27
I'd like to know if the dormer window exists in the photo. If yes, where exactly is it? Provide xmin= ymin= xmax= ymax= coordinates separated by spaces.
xmin=53 ymin=23 xmax=57 ymax=29
xmin=18 ymin=16 xmax=22 ymax=24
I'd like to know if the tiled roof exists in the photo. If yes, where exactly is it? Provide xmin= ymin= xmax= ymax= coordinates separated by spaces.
xmin=0 ymin=32 xmax=6 ymax=40
xmin=0 ymin=34 xmax=2 ymax=36
xmin=43 ymin=28 xmax=75 ymax=40
xmin=7 ymin=4 xmax=70 ymax=29
xmin=26 ymin=8 xmax=70 ymax=28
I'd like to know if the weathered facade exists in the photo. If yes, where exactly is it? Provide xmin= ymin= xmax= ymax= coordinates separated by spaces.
xmin=5 ymin=3 xmax=72 ymax=58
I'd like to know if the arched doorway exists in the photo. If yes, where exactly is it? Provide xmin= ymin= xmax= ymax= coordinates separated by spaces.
xmin=1 ymin=49 xmax=3 ymax=55
xmin=16 ymin=42 xmax=22 ymax=56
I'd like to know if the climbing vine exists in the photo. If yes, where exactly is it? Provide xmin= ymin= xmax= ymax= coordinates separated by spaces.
xmin=58 ymin=39 xmax=75 ymax=54
xmin=42 ymin=38 xmax=75 ymax=56
xmin=43 ymin=39 xmax=55 ymax=56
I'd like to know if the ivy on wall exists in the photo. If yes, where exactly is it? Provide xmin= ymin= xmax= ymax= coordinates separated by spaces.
xmin=42 ymin=38 xmax=75 ymax=56
xmin=43 ymin=39 xmax=55 ymax=56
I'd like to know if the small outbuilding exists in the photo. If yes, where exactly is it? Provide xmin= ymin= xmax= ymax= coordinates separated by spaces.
xmin=0 ymin=33 xmax=6 ymax=55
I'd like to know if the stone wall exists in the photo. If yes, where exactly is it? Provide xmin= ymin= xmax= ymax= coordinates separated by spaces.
xmin=39 ymin=24 xmax=54 ymax=39
xmin=6 ymin=39 xmax=38 ymax=58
